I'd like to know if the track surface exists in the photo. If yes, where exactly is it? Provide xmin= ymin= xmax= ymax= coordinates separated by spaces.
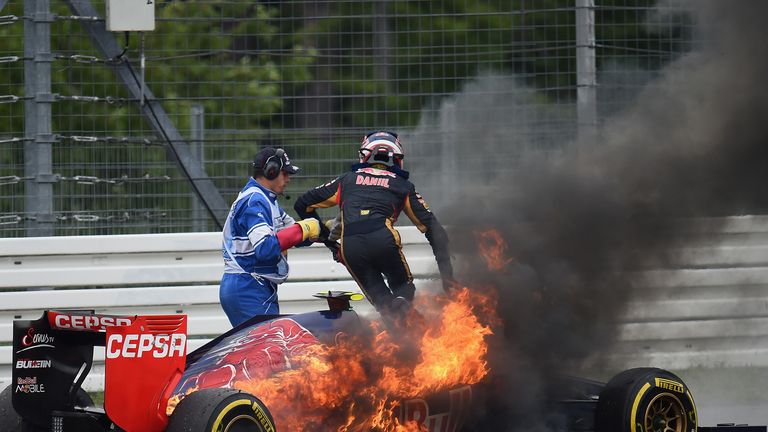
xmin=682 ymin=367 xmax=768 ymax=426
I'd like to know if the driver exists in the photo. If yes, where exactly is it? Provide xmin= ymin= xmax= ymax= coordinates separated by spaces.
xmin=293 ymin=131 xmax=454 ymax=315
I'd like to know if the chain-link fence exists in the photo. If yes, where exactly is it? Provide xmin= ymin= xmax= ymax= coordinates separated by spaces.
xmin=0 ymin=0 xmax=694 ymax=237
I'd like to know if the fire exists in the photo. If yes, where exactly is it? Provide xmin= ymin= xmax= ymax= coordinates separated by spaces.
xmin=476 ymin=229 xmax=514 ymax=271
xmin=166 ymin=388 xmax=194 ymax=415
xmin=231 ymin=287 xmax=495 ymax=431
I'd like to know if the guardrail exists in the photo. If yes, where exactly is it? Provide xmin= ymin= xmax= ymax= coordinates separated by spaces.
xmin=609 ymin=215 xmax=768 ymax=370
xmin=0 ymin=227 xmax=440 ymax=390
xmin=3 ymin=217 xmax=768 ymax=390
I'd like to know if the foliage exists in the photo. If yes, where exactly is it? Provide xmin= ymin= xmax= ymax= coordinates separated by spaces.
xmin=0 ymin=0 xmax=688 ymax=235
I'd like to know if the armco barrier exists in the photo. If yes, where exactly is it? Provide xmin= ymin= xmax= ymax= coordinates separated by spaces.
xmin=0 ymin=227 xmax=438 ymax=390
xmin=3 ymin=217 xmax=768 ymax=390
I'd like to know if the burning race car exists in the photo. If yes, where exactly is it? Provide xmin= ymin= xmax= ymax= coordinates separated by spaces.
xmin=1 ymin=291 xmax=484 ymax=432
xmin=0 ymin=290 xmax=763 ymax=432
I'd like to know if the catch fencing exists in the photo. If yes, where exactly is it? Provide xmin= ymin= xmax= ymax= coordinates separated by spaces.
xmin=2 ymin=216 xmax=768 ymax=391
xmin=0 ymin=0 xmax=695 ymax=236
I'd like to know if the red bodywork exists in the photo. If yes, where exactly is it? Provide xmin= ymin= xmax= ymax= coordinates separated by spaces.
xmin=173 ymin=317 xmax=318 ymax=394
xmin=30 ymin=309 xmax=471 ymax=432
xmin=47 ymin=312 xmax=187 ymax=432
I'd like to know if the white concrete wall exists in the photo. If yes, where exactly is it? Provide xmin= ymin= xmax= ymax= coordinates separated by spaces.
xmin=3 ymin=217 xmax=768 ymax=392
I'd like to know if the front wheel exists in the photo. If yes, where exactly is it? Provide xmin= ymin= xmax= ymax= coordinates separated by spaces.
xmin=595 ymin=368 xmax=697 ymax=432
xmin=166 ymin=388 xmax=276 ymax=432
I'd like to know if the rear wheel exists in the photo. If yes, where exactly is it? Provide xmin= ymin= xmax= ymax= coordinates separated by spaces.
xmin=0 ymin=385 xmax=22 ymax=432
xmin=166 ymin=388 xmax=276 ymax=432
xmin=596 ymin=368 xmax=697 ymax=432
xmin=73 ymin=388 xmax=95 ymax=408
xmin=0 ymin=385 xmax=94 ymax=432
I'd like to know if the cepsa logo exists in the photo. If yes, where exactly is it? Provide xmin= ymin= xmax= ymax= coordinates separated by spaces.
xmin=106 ymin=333 xmax=186 ymax=359
xmin=52 ymin=313 xmax=132 ymax=331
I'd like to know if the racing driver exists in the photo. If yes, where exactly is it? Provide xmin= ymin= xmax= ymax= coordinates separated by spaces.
xmin=293 ymin=131 xmax=454 ymax=315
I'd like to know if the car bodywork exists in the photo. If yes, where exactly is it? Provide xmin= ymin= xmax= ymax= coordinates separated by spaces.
xmin=8 ymin=294 xmax=472 ymax=431
xmin=6 ymin=294 xmax=766 ymax=432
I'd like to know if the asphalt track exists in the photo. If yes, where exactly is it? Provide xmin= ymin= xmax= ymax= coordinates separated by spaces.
xmin=681 ymin=367 xmax=768 ymax=427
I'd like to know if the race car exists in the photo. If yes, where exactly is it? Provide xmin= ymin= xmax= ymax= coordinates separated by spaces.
xmin=1 ymin=292 xmax=765 ymax=432
xmin=1 ymin=292 xmax=474 ymax=432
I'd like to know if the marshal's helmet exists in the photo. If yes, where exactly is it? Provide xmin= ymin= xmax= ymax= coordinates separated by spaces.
xmin=359 ymin=130 xmax=404 ymax=168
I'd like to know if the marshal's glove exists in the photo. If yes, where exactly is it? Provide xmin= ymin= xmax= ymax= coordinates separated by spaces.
xmin=296 ymin=219 xmax=321 ymax=241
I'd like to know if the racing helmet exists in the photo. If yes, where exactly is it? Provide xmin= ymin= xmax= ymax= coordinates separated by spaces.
xmin=359 ymin=130 xmax=404 ymax=168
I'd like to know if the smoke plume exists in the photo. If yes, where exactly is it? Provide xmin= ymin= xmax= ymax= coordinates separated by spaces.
xmin=408 ymin=1 xmax=768 ymax=430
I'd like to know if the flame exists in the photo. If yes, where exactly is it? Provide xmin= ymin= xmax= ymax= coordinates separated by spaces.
xmin=166 ymin=386 xmax=196 ymax=415
xmin=231 ymin=287 xmax=495 ymax=431
xmin=476 ymin=229 xmax=514 ymax=271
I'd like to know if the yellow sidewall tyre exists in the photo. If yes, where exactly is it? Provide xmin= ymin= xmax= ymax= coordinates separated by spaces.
xmin=167 ymin=388 xmax=276 ymax=432
xmin=596 ymin=368 xmax=697 ymax=432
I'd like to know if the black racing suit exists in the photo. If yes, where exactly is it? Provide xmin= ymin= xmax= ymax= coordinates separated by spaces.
xmin=294 ymin=163 xmax=453 ymax=312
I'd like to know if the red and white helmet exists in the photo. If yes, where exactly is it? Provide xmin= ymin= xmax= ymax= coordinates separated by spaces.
xmin=359 ymin=130 xmax=404 ymax=168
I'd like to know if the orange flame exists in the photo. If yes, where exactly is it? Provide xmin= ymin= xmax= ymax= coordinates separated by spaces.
xmin=476 ymin=229 xmax=514 ymax=271
xmin=232 ymin=287 xmax=495 ymax=431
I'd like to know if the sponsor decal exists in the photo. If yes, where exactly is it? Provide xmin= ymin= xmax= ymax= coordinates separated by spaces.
xmin=283 ymin=151 xmax=293 ymax=166
xmin=15 ymin=359 xmax=52 ymax=369
xmin=414 ymin=192 xmax=430 ymax=210
xmin=15 ymin=376 xmax=45 ymax=393
xmin=17 ymin=327 xmax=55 ymax=353
xmin=21 ymin=327 xmax=53 ymax=346
xmin=655 ymin=378 xmax=684 ymax=394
xmin=355 ymin=175 xmax=390 ymax=188
xmin=253 ymin=402 xmax=276 ymax=432
xmin=106 ymin=333 xmax=186 ymax=359
xmin=401 ymin=386 xmax=472 ymax=432
xmin=356 ymin=167 xmax=396 ymax=178
xmin=52 ymin=313 xmax=132 ymax=331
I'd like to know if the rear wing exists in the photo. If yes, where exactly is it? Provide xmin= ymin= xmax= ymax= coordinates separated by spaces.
xmin=11 ymin=310 xmax=186 ymax=432
xmin=104 ymin=315 xmax=187 ymax=432
xmin=12 ymin=310 xmax=112 ymax=428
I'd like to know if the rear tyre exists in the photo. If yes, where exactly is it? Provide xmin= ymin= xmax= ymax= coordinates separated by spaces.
xmin=1 ymin=385 xmax=95 ymax=432
xmin=0 ymin=385 xmax=22 ymax=432
xmin=73 ymin=388 xmax=95 ymax=408
xmin=595 ymin=368 xmax=697 ymax=432
xmin=166 ymin=388 xmax=276 ymax=432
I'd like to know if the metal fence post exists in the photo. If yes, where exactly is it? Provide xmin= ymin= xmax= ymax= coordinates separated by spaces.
xmin=373 ymin=0 xmax=391 ymax=86
xmin=23 ymin=0 xmax=54 ymax=236
xmin=190 ymin=104 xmax=206 ymax=232
xmin=576 ymin=0 xmax=597 ymax=143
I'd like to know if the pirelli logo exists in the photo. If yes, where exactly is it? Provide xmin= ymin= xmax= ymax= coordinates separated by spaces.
xmin=655 ymin=377 xmax=684 ymax=394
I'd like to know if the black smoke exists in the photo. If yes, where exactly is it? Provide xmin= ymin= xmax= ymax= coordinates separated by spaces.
xmin=409 ymin=1 xmax=768 ymax=430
